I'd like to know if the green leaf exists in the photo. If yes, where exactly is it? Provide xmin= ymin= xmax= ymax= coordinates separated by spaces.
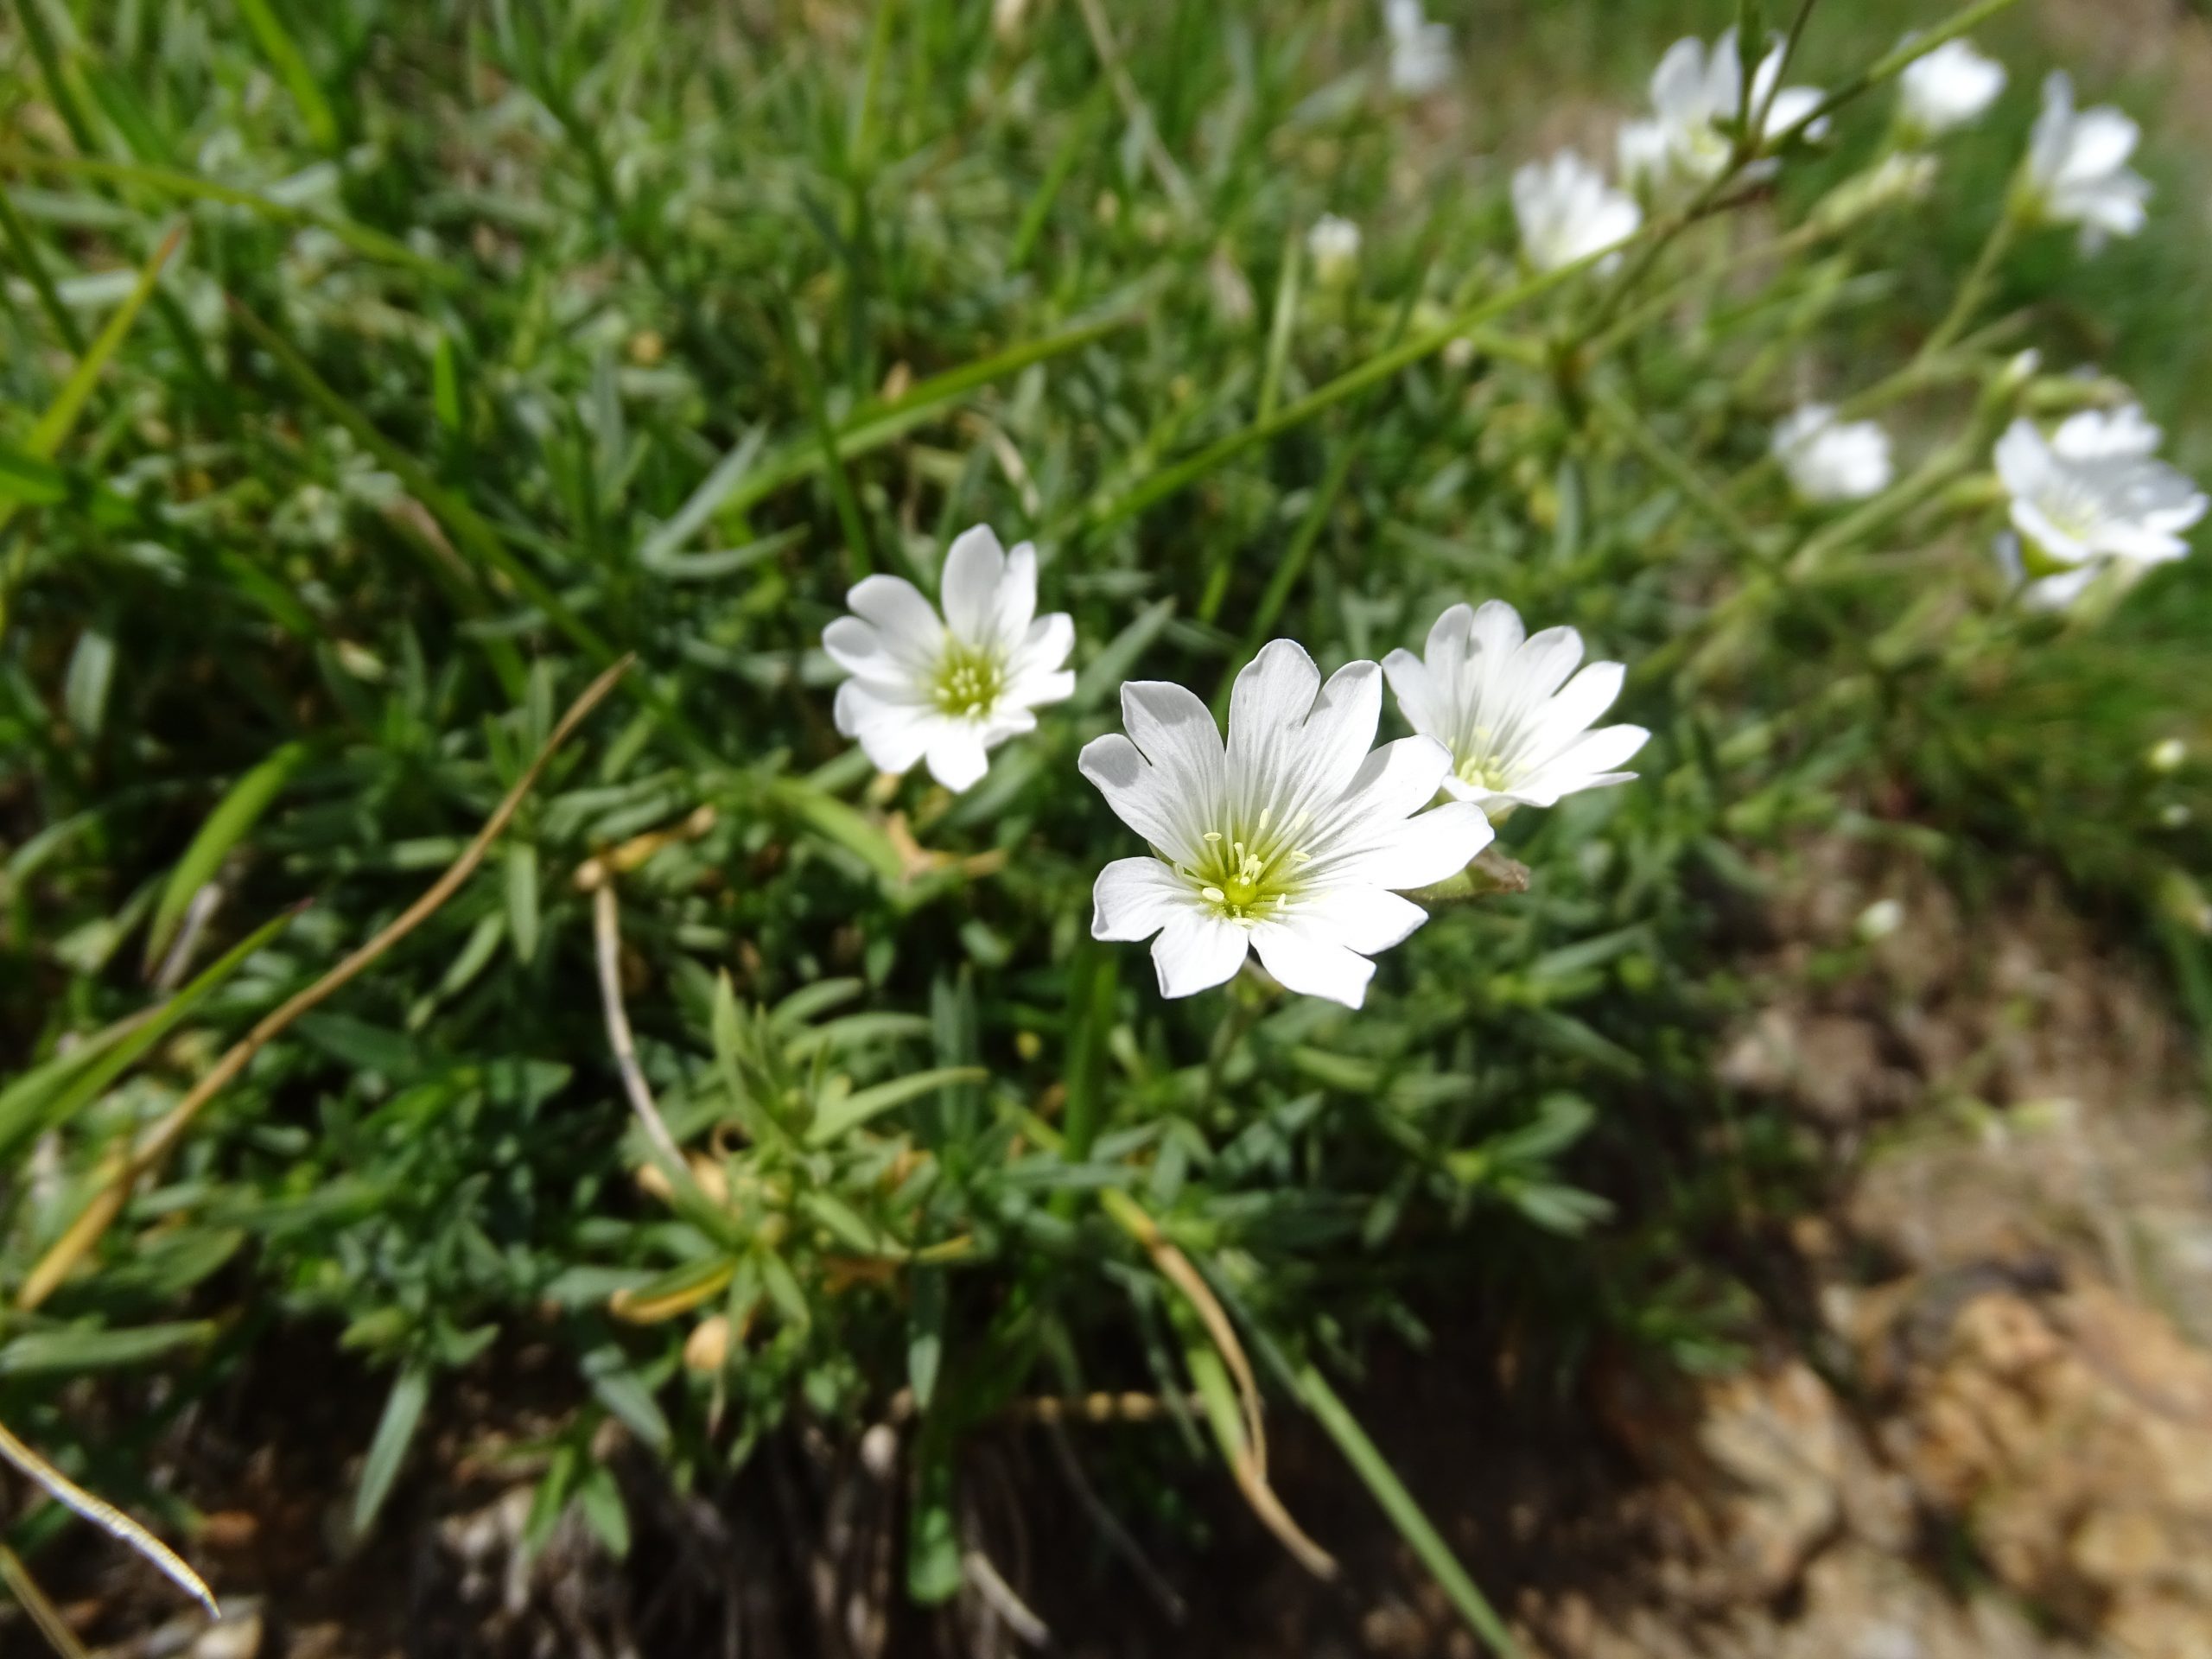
xmin=0 ymin=1320 xmax=215 ymax=1377
xmin=907 ymin=1268 xmax=945 ymax=1411
xmin=0 ymin=445 xmax=67 ymax=505
xmin=352 ymin=1363 xmax=431 ymax=1537
xmin=0 ymin=907 xmax=298 ymax=1162
xmin=805 ymin=1065 xmax=988 ymax=1147
xmin=61 ymin=626 xmax=113 ymax=740
xmin=234 ymin=0 xmax=341 ymax=150
xmin=144 ymin=740 xmax=310 ymax=971
xmin=766 ymin=779 xmax=907 ymax=887
xmin=505 ymin=841 xmax=540 ymax=964
xmin=581 ymin=1344 xmax=671 ymax=1452
xmin=575 ymin=1463 xmax=632 ymax=1558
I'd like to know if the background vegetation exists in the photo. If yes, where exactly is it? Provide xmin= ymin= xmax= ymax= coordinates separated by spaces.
xmin=2 ymin=0 xmax=2209 ymax=1649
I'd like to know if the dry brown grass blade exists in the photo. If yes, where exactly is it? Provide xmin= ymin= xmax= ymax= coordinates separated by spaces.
xmin=0 ymin=1543 xmax=92 ymax=1658
xmin=16 ymin=657 xmax=634 ymax=1310
xmin=0 ymin=1419 xmax=216 ymax=1623
xmin=588 ymin=880 xmax=685 ymax=1168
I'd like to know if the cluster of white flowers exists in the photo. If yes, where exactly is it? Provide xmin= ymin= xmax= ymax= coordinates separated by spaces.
xmin=1619 ymin=29 xmax=1827 ymax=194
xmin=1993 ymin=405 xmax=2207 ymax=609
xmin=811 ymin=22 xmax=2205 ymax=1011
xmin=823 ymin=535 xmax=1644 ymax=1009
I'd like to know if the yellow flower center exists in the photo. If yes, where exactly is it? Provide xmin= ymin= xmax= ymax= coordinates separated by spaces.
xmin=932 ymin=642 xmax=1004 ymax=717
xmin=1177 ymin=808 xmax=1313 ymax=926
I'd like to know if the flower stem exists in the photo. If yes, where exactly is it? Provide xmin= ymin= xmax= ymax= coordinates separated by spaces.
xmin=1919 ymin=197 xmax=2021 ymax=364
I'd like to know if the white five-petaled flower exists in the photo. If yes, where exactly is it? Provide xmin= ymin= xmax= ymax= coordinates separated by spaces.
xmin=1306 ymin=213 xmax=1363 ymax=288
xmin=1993 ymin=405 xmax=2207 ymax=610
xmin=2022 ymin=72 xmax=2150 ymax=252
xmin=1382 ymin=0 xmax=1452 ymax=97
xmin=1635 ymin=29 xmax=1827 ymax=190
xmin=824 ymin=524 xmax=1075 ymax=791
xmin=1771 ymin=404 xmax=1896 ymax=505
xmin=1511 ymin=150 xmax=1643 ymax=273
xmin=1897 ymin=37 xmax=2006 ymax=138
xmin=1382 ymin=601 xmax=1649 ymax=814
xmin=1081 ymin=641 xmax=1492 ymax=1009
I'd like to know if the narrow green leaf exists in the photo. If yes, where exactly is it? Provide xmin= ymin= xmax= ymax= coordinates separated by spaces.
xmin=234 ymin=0 xmax=341 ymax=150
xmin=1073 ymin=597 xmax=1175 ymax=711
xmin=766 ymin=778 xmax=908 ymax=887
xmin=0 ymin=445 xmax=67 ymax=506
xmin=0 ymin=1321 xmax=215 ymax=1377
xmin=581 ymin=1344 xmax=672 ymax=1452
xmin=805 ymin=1065 xmax=988 ymax=1147
xmin=505 ymin=842 xmax=540 ymax=964
xmin=1299 ymin=1363 xmax=1520 ymax=1657
xmin=61 ymin=627 xmax=114 ymax=740
xmin=144 ymin=739 xmax=309 ymax=971
xmin=0 ymin=907 xmax=297 ymax=1161
xmin=352 ymin=1363 xmax=431 ymax=1536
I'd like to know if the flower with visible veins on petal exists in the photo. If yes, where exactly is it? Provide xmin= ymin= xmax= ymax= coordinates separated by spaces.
xmin=1771 ymin=404 xmax=1895 ymax=505
xmin=1382 ymin=601 xmax=1649 ymax=814
xmin=1897 ymin=37 xmax=2006 ymax=138
xmin=2022 ymin=72 xmax=2149 ymax=252
xmin=1080 ymin=641 xmax=1493 ymax=1009
xmin=823 ymin=524 xmax=1075 ymax=792
xmin=1993 ymin=404 xmax=2207 ymax=609
xmin=1638 ymin=29 xmax=1827 ymax=190
xmin=1512 ymin=150 xmax=1643 ymax=273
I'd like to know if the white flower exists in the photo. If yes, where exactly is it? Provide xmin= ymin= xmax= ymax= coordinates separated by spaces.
xmin=1771 ymin=404 xmax=1895 ymax=504
xmin=1993 ymin=405 xmax=2206 ymax=609
xmin=1511 ymin=150 xmax=1642 ymax=273
xmin=1080 ymin=641 xmax=1492 ymax=1009
xmin=1897 ymin=38 xmax=2006 ymax=137
xmin=823 ymin=524 xmax=1075 ymax=791
xmin=1617 ymin=119 xmax=1672 ymax=194
xmin=1306 ymin=214 xmax=1362 ymax=288
xmin=1382 ymin=0 xmax=1452 ymax=97
xmin=2022 ymin=72 xmax=2150 ymax=251
xmin=1640 ymin=29 xmax=1827 ymax=188
xmin=1382 ymin=601 xmax=1648 ymax=813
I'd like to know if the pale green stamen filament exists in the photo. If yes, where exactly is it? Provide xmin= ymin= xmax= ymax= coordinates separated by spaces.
xmin=932 ymin=641 xmax=1005 ymax=717
xmin=1179 ymin=808 xmax=1313 ymax=926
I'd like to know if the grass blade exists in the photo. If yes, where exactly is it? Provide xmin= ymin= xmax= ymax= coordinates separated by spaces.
xmin=143 ymin=740 xmax=309 ymax=973
xmin=233 ymin=0 xmax=341 ymax=151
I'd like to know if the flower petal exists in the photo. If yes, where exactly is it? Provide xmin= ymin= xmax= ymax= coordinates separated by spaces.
xmin=1092 ymin=857 xmax=1192 ymax=943
xmin=1079 ymin=731 xmax=1204 ymax=863
xmin=940 ymin=524 xmax=1007 ymax=644
xmin=1291 ymin=887 xmax=1429 ymax=957
xmin=1225 ymin=639 xmax=1323 ymax=815
xmin=925 ymin=722 xmax=991 ymax=792
xmin=1151 ymin=914 xmax=1250 ymax=998
xmin=836 ymin=685 xmax=935 ymax=774
xmin=1382 ymin=648 xmax=1451 ymax=746
xmin=1249 ymin=924 xmax=1377 ymax=1009
xmin=848 ymin=575 xmax=945 ymax=661
xmin=1332 ymin=801 xmax=1495 ymax=889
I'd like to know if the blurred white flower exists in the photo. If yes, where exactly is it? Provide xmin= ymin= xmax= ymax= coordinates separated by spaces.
xmin=1993 ymin=405 xmax=2207 ymax=609
xmin=823 ymin=524 xmax=1075 ymax=791
xmin=1639 ymin=29 xmax=1827 ymax=188
xmin=1897 ymin=38 xmax=2006 ymax=137
xmin=1617 ymin=119 xmax=1672 ymax=194
xmin=1813 ymin=150 xmax=1937 ymax=232
xmin=1512 ymin=150 xmax=1642 ymax=272
xmin=1382 ymin=0 xmax=1452 ymax=96
xmin=2148 ymin=737 xmax=2187 ymax=772
xmin=1771 ymin=404 xmax=1895 ymax=504
xmin=1382 ymin=601 xmax=1649 ymax=814
xmin=2022 ymin=72 xmax=2150 ymax=251
xmin=1306 ymin=213 xmax=1362 ymax=288
xmin=1081 ymin=641 xmax=1492 ymax=1008
xmin=1855 ymin=898 xmax=1905 ymax=943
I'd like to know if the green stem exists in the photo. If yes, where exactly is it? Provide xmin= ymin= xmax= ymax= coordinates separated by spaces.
xmin=1918 ymin=199 xmax=2020 ymax=364
xmin=1298 ymin=1363 xmax=1522 ymax=1658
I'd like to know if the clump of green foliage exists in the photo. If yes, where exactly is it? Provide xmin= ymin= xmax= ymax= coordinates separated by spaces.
xmin=2 ymin=0 xmax=2209 ymax=1648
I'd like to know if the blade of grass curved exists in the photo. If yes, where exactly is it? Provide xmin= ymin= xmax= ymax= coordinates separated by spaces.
xmin=0 ymin=1418 xmax=217 ymax=1618
xmin=143 ymin=741 xmax=310 ymax=973
xmin=0 ymin=148 xmax=445 ymax=278
xmin=0 ymin=1542 xmax=93 ymax=1658
xmin=234 ymin=0 xmax=340 ymax=151
xmin=1298 ymin=1363 xmax=1521 ymax=1657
